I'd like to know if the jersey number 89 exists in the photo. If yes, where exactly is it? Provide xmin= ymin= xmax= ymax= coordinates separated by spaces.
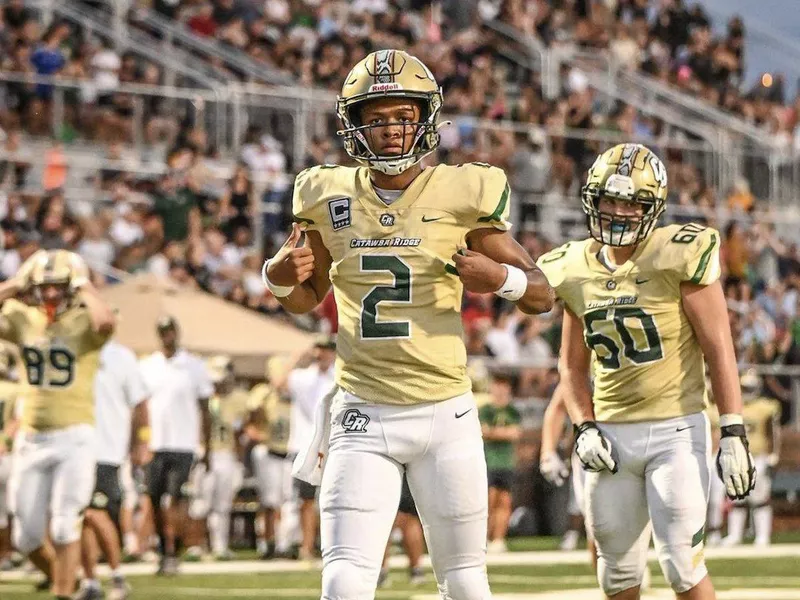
xmin=584 ymin=308 xmax=663 ymax=369
xmin=21 ymin=346 xmax=76 ymax=388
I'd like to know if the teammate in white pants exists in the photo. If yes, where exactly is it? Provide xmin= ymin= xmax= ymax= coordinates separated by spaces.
xmin=264 ymin=49 xmax=553 ymax=600
xmin=188 ymin=356 xmax=248 ymax=560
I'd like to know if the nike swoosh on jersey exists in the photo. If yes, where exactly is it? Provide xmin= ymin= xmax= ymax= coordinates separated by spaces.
xmin=455 ymin=409 xmax=473 ymax=419
xmin=635 ymin=277 xmax=651 ymax=284
xmin=421 ymin=215 xmax=443 ymax=223
xmin=676 ymin=425 xmax=694 ymax=432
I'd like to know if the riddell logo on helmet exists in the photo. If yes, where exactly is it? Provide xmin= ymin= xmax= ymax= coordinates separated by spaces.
xmin=369 ymin=83 xmax=402 ymax=92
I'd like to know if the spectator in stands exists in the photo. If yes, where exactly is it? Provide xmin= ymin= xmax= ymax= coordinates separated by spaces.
xmin=479 ymin=371 xmax=521 ymax=554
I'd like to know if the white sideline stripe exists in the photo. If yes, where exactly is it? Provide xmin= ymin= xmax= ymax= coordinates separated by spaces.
xmin=412 ymin=591 xmax=800 ymax=600
xmin=3 ymin=543 xmax=800 ymax=582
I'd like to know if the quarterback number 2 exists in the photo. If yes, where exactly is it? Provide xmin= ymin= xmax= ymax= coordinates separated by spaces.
xmin=584 ymin=308 xmax=663 ymax=369
xmin=21 ymin=346 xmax=76 ymax=387
xmin=360 ymin=255 xmax=412 ymax=339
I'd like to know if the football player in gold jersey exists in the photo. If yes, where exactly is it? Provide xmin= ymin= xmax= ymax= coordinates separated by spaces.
xmin=721 ymin=370 xmax=781 ymax=547
xmin=0 ymin=249 xmax=115 ymax=600
xmin=247 ymin=354 xmax=297 ymax=560
xmin=264 ymin=49 xmax=554 ymax=599
xmin=537 ymin=143 xmax=756 ymax=600
xmin=187 ymin=355 xmax=248 ymax=560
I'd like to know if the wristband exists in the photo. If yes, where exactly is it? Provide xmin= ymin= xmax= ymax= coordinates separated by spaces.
xmin=719 ymin=413 xmax=744 ymax=428
xmin=137 ymin=426 xmax=151 ymax=443
xmin=261 ymin=259 xmax=295 ymax=298
xmin=494 ymin=263 xmax=527 ymax=302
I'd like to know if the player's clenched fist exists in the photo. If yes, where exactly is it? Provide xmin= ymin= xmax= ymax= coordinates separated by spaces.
xmin=264 ymin=223 xmax=315 ymax=288
xmin=452 ymin=248 xmax=507 ymax=294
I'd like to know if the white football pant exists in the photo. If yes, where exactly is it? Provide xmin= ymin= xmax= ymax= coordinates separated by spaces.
xmin=189 ymin=450 xmax=243 ymax=555
xmin=585 ymin=411 xmax=711 ymax=596
xmin=253 ymin=445 xmax=294 ymax=510
xmin=568 ymin=452 xmax=587 ymax=519
xmin=320 ymin=389 xmax=491 ymax=600
xmin=8 ymin=425 xmax=96 ymax=552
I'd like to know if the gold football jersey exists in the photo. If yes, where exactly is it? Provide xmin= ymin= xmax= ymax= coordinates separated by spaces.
xmin=742 ymin=397 xmax=780 ymax=456
xmin=209 ymin=388 xmax=249 ymax=454
xmin=0 ymin=299 xmax=110 ymax=432
xmin=537 ymin=223 xmax=721 ymax=422
xmin=249 ymin=383 xmax=293 ymax=455
xmin=293 ymin=163 xmax=511 ymax=405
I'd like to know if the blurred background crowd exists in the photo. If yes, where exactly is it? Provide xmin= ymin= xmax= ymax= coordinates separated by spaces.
xmin=2 ymin=0 xmax=800 ymax=545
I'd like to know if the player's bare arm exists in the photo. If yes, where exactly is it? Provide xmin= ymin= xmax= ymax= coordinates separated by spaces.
xmin=130 ymin=400 xmax=151 ymax=466
xmin=682 ymin=280 xmax=742 ymax=416
xmin=682 ymin=279 xmax=756 ymax=499
xmin=263 ymin=224 xmax=333 ymax=314
xmin=539 ymin=383 xmax=570 ymax=486
xmin=76 ymin=281 xmax=116 ymax=335
xmin=559 ymin=306 xmax=617 ymax=473
xmin=558 ymin=307 xmax=594 ymax=425
xmin=457 ymin=228 xmax=555 ymax=314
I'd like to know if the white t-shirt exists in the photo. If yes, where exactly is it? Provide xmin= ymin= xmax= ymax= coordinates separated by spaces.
xmin=139 ymin=349 xmax=214 ymax=453
xmin=94 ymin=340 xmax=148 ymax=466
xmin=287 ymin=363 xmax=336 ymax=455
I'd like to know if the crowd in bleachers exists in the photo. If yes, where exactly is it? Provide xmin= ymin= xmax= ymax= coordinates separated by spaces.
xmin=1 ymin=0 xmax=800 ymax=417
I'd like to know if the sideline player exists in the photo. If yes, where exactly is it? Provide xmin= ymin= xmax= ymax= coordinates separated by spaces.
xmin=264 ymin=49 xmax=554 ymax=599
xmin=187 ymin=355 xmax=248 ymax=560
xmin=721 ymin=370 xmax=780 ymax=547
xmin=0 ymin=249 xmax=115 ymax=600
xmin=248 ymin=355 xmax=296 ymax=560
xmin=537 ymin=143 xmax=756 ymax=600
xmin=78 ymin=335 xmax=149 ymax=600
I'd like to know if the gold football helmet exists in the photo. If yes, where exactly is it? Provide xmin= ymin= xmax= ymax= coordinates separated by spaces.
xmin=208 ymin=354 xmax=234 ymax=384
xmin=581 ymin=143 xmax=668 ymax=246
xmin=27 ymin=249 xmax=88 ymax=318
xmin=336 ymin=49 xmax=443 ymax=176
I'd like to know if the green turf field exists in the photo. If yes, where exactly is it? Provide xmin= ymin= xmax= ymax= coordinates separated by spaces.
xmin=3 ymin=538 xmax=800 ymax=599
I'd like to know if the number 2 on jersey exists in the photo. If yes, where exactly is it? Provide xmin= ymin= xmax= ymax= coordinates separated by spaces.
xmin=360 ymin=255 xmax=412 ymax=339
xmin=21 ymin=346 xmax=76 ymax=387
xmin=584 ymin=307 xmax=663 ymax=369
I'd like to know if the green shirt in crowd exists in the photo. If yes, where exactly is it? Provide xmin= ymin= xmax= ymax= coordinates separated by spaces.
xmin=479 ymin=403 xmax=521 ymax=471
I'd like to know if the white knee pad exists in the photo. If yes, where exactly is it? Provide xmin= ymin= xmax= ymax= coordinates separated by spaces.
xmin=321 ymin=557 xmax=378 ymax=600
xmin=437 ymin=566 xmax=492 ymax=600
xmin=597 ymin=557 xmax=648 ymax=597
xmin=657 ymin=546 xmax=708 ymax=593
xmin=50 ymin=512 xmax=85 ymax=546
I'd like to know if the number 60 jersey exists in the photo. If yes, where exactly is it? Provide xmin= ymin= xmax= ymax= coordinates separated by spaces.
xmin=537 ymin=223 xmax=721 ymax=422
xmin=292 ymin=163 xmax=511 ymax=406
xmin=0 ymin=299 xmax=110 ymax=432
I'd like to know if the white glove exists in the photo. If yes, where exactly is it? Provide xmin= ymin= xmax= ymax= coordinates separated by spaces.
xmin=574 ymin=421 xmax=617 ymax=473
xmin=540 ymin=452 xmax=569 ymax=487
xmin=716 ymin=414 xmax=756 ymax=500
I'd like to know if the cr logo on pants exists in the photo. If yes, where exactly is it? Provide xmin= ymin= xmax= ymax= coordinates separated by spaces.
xmin=341 ymin=409 xmax=370 ymax=433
